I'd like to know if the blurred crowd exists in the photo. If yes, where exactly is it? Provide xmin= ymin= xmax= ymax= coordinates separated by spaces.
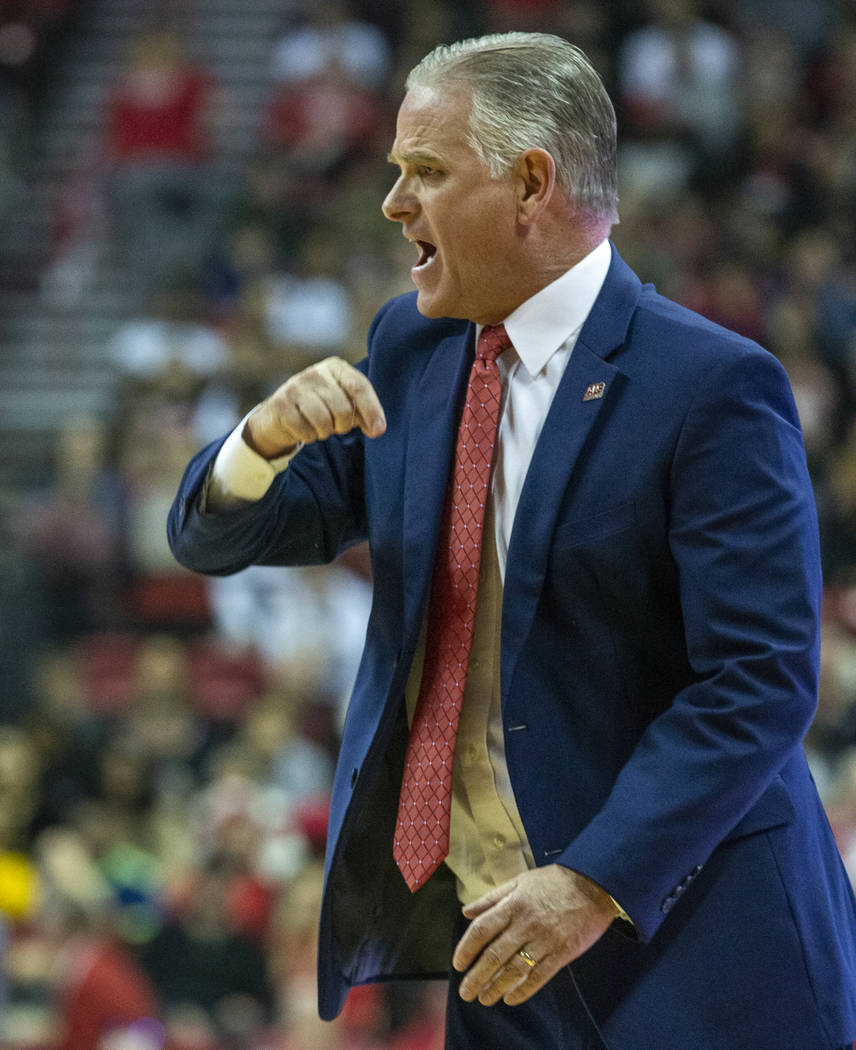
xmin=1 ymin=0 xmax=856 ymax=1046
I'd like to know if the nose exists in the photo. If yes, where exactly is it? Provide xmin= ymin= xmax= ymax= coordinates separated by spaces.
xmin=382 ymin=175 xmax=417 ymax=223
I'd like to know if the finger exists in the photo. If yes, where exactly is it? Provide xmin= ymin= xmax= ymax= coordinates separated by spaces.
xmin=326 ymin=359 xmax=386 ymax=437
xmin=462 ymin=942 xmax=543 ymax=1006
xmin=452 ymin=904 xmax=512 ymax=973
xmin=461 ymin=880 xmax=515 ymax=920
xmin=502 ymin=953 xmax=567 ymax=1006
xmin=277 ymin=374 xmax=356 ymax=443
xmin=457 ymin=930 xmax=521 ymax=1003
xmin=290 ymin=389 xmax=338 ymax=441
xmin=313 ymin=381 xmax=358 ymax=436
xmin=272 ymin=394 xmax=330 ymax=445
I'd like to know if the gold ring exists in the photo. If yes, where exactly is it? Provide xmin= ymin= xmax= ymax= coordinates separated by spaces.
xmin=517 ymin=949 xmax=536 ymax=967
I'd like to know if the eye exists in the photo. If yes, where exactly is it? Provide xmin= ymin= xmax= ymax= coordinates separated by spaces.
xmin=418 ymin=166 xmax=440 ymax=178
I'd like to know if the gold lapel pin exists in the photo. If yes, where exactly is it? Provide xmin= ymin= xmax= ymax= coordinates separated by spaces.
xmin=583 ymin=381 xmax=606 ymax=402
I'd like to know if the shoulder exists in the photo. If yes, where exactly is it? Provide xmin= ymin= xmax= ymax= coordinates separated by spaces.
xmin=630 ymin=283 xmax=784 ymax=378
xmin=613 ymin=277 xmax=799 ymax=430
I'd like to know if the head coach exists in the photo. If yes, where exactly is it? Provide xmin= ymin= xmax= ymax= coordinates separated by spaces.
xmin=169 ymin=31 xmax=856 ymax=1050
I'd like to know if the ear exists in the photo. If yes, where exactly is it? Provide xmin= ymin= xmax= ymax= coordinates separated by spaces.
xmin=513 ymin=148 xmax=556 ymax=226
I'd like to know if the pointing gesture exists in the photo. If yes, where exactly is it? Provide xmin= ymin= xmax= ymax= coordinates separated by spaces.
xmin=245 ymin=357 xmax=387 ymax=460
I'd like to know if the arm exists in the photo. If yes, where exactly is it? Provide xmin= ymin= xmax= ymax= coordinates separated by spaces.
xmin=558 ymin=346 xmax=820 ymax=935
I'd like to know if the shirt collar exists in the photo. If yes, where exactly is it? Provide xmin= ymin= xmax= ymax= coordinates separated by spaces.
xmin=478 ymin=239 xmax=611 ymax=378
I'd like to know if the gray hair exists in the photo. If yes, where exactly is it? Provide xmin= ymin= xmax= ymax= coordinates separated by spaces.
xmin=406 ymin=32 xmax=619 ymax=225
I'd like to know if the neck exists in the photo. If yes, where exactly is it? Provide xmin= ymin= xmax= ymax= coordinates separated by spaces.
xmin=502 ymin=223 xmax=608 ymax=318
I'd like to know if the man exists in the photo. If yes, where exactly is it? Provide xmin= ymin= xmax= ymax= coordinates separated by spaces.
xmin=169 ymin=32 xmax=856 ymax=1050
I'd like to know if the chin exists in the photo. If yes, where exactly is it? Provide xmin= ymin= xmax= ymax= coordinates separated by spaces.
xmin=415 ymin=290 xmax=468 ymax=321
xmin=415 ymin=293 xmax=445 ymax=318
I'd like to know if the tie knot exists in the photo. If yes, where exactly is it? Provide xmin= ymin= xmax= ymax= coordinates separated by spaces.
xmin=477 ymin=323 xmax=511 ymax=365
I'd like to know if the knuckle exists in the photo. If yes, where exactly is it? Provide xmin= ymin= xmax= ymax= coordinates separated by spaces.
xmin=339 ymin=363 xmax=363 ymax=386
xmin=273 ymin=408 xmax=293 ymax=436
xmin=469 ymin=917 xmax=489 ymax=940
xmin=287 ymin=409 xmax=311 ymax=434
xmin=295 ymin=362 xmax=322 ymax=385
xmin=280 ymin=380 xmax=304 ymax=407
xmin=321 ymin=356 xmax=345 ymax=378
xmin=341 ymin=373 xmax=364 ymax=397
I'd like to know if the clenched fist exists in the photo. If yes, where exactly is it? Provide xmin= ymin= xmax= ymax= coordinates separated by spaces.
xmin=245 ymin=357 xmax=387 ymax=459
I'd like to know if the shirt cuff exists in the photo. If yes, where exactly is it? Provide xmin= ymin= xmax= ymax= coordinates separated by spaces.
xmin=206 ymin=410 xmax=302 ymax=508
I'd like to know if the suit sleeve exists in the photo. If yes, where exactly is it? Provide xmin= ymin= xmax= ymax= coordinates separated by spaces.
xmin=165 ymin=299 xmax=407 ymax=579
xmin=557 ymin=345 xmax=822 ymax=941
xmin=167 ymin=412 xmax=368 ymax=577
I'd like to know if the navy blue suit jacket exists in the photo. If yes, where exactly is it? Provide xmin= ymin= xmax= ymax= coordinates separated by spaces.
xmin=169 ymin=246 xmax=856 ymax=1048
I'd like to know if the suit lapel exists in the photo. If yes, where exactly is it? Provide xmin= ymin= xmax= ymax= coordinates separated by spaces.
xmin=501 ymin=246 xmax=643 ymax=695
xmin=402 ymin=325 xmax=475 ymax=628
xmin=397 ymin=247 xmax=644 ymax=689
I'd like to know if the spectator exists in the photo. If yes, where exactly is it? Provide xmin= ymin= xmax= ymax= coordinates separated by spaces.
xmin=0 ymin=727 xmax=41 ymax=852
xmin=116 ymin=392 xmax=211 ymax=627
xmin=270 ymin=2 xmax=391 ymax=92
xmin=103 ymin=25 xmax=219 ymax=294
xmin=10 ymin=415 xmax=125 ymax=643
xmin=139 ymin=860 xmax=274 ymax=1041
xmin=617 ymin=0 xmax=741 ymax=194
xmin=110 ymin=288 xmax=231 ymax=391
xmin=735 ymin=0 xmax=836 ymax=62
xmin=33 ymin=827 xmax=159 ymax=1050
xmin=261 ymin=231 xmax=355 ymax=357
xmin=0 ymin=0 xmax=79 ymax=214
xmin=206 ymin=559 xmax=370 ymax=712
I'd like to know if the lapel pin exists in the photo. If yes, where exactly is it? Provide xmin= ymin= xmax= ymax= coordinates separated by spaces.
xmin=583 ymin=381 xmax=606 ymax=402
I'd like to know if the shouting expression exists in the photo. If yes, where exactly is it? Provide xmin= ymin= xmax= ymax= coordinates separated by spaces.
xmin=383 ymin=84 xmax=527 ymax=326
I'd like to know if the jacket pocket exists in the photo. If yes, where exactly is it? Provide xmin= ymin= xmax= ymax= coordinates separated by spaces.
xmin=721 ymin=775 xmax=795 ymax=844
xmin=552 ymin=500 xmax=637 ymax=549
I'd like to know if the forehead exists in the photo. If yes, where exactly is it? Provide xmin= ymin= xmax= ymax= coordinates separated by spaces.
xmin=389 ymin=84 xmax=476 ymax=164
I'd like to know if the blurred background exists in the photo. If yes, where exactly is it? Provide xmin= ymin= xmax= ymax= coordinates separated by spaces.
xmin=0 ymin=0 xmax=855 ymax=1046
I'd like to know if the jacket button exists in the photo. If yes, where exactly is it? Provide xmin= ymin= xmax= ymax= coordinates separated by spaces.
xmin=350 ymin=767 xmax=359 ymax=788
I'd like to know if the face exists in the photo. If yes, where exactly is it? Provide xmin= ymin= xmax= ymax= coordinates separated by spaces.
xmin=383 ymin=84 xmax=524 ymax=325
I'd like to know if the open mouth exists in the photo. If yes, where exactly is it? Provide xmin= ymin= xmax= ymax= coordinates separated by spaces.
xmin=413 ymin=240 xmax=437 ymax=271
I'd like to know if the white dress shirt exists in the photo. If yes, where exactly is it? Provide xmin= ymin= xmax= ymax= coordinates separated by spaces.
xmin=485 ymin=239 xmax=611 ymax=579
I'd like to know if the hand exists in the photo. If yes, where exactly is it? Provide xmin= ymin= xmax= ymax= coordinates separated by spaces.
xmin=452 ymin=865 xmax=617 ymax=1007
xmin=245 ymin=357 xmax=386 ymax=459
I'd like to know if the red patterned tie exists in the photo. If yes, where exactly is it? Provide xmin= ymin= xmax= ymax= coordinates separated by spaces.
xmin=394 ymin=324 xmax=511 ymax=892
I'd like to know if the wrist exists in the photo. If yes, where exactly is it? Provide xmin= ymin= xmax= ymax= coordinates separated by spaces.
xmin=559 ymin=865 xmax=622 ymax=919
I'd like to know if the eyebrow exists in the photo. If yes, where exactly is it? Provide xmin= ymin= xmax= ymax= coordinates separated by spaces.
xmin=387 ymin=148 xmax=444 ymax=167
